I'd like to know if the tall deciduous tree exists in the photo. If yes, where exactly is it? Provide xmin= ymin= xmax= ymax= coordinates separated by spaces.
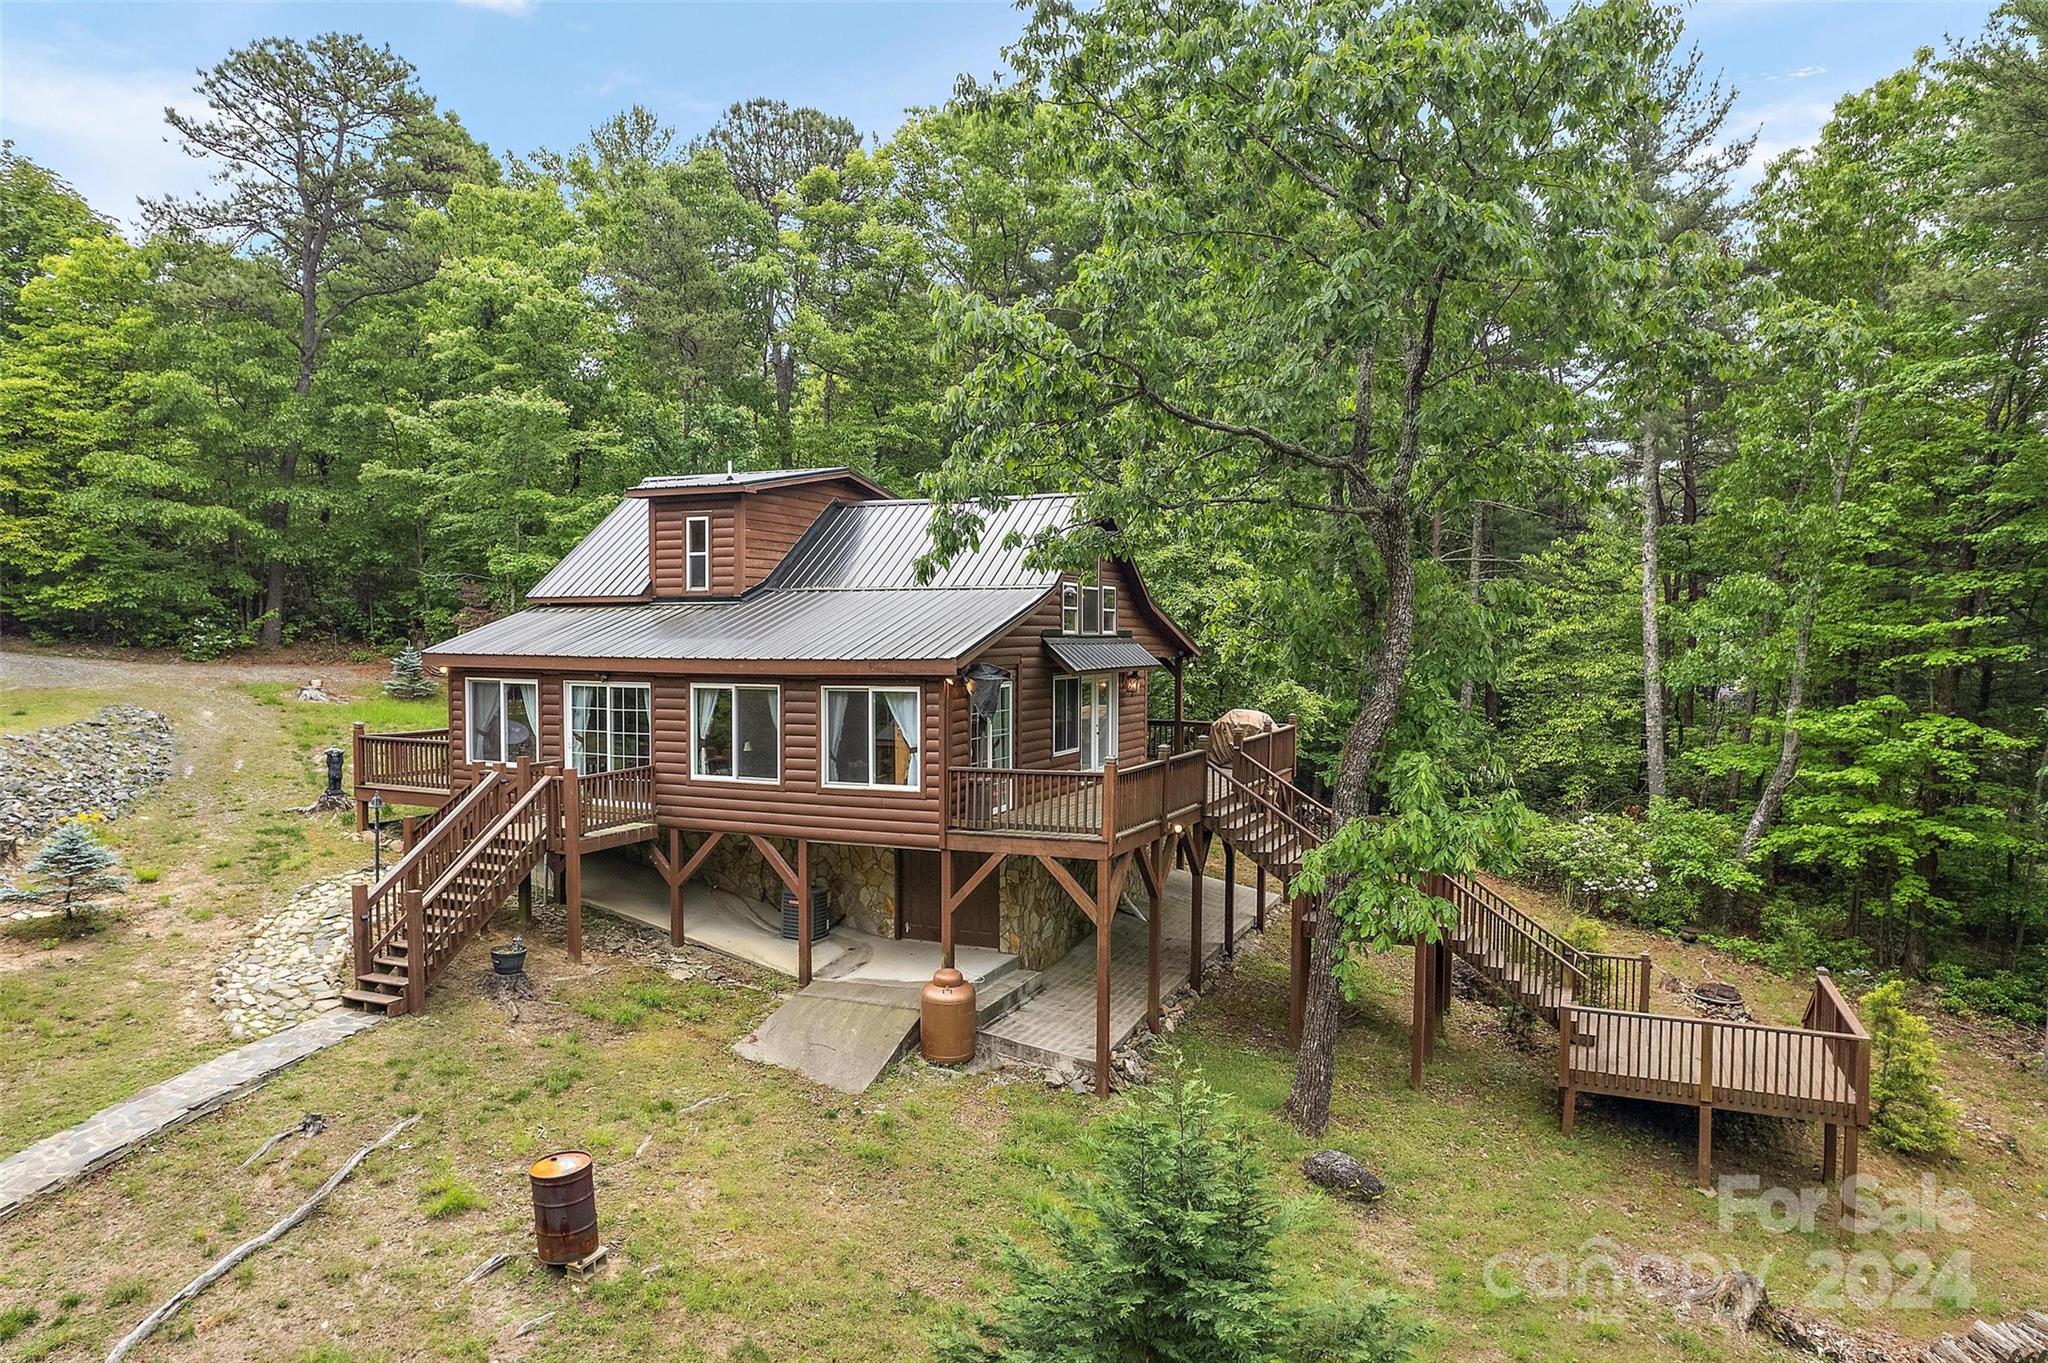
xmin=931 ymin=0 xmax=1670 ymax=1132
xmin=149 ymin=33 xmax=490 ymax=643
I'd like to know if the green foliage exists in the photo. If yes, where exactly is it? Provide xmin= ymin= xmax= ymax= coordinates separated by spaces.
xmin=0 ymin=819 xmax=126 ymax=922
xmin=1860 ymin=981 xmax=1962 ymax=1158
xmin=1926 ymin=960 xmax=2048 ymax=1030
xmin=381 ymin=643 xmax=438 ymax=700
xmin=933 ymin=1060 xmax=1416 ymax=1363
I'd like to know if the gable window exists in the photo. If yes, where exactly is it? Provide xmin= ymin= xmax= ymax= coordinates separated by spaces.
xmin=1100 ymin=585 xmax=1117 ymax=634
xmin=1061 ymin=583 xmax=1080 ymax=634
xmin=1052 ymin=673 xmax=1117 ymax=769
xmin=692 ymin=683 xmax=779 ymax=782
xmin=567 ymin=682 xmax=650 ymax=774
xmin=467 ymin=678 xmax=540 ymax=764
xmin=685 ymin=515 xmax=711 ymax=592
xmin=825 ymin=686 xmax=921 ymax=788
xmin=1080 ymin=584 xmax=1100 ymax=634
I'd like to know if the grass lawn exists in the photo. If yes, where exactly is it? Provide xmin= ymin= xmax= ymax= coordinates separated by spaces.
xmin=1 ymin=651 xmax=2043 ymax=1362
xmin=0 ymin=687 xmax=115 ymax=735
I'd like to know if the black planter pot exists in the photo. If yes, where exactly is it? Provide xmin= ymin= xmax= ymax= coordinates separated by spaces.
xmin=491 ymin=942 xmax=528 ymax=975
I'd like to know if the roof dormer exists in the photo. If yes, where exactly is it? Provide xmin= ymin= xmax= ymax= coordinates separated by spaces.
xmin=631 ymin=467 xmax=890 ymax=598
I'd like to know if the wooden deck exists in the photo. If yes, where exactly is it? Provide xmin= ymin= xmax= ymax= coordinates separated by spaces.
xmin=944 ymin=748 xmax=1210 ymax=853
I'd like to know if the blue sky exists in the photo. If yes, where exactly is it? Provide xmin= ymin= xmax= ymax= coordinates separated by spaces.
xmin=0 ymin=0 xmax=2004 ymax=232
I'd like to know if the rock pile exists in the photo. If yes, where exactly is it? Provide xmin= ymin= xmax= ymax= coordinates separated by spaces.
xmin=0 ymin=706 xmax=174 ymax=850
xmin=212 ymin=875 xmax=358 ymax=1039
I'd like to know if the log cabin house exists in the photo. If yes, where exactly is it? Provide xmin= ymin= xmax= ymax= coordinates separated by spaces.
xmin=349 ymin=467 xmax=1873 ymax=1187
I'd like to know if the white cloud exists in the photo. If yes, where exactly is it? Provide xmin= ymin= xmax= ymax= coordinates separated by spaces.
xmin=1765 ymin=64 xmax=1828 ymax=82
xmin=454 ymin=0 xmax=538 ymax=16
xmin=0 ymin=46 xmax=211 ymax=233
xmin=1733 ymin=93 xmax=1841 ymax=185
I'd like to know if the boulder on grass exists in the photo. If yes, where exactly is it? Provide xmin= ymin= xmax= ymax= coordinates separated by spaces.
xmin=1302 ymin=1150 xmax=1385 ymax=1203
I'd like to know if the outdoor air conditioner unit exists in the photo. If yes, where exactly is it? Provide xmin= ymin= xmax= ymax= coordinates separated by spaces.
xmin=779 ymin=886 xmax=831 ymax=942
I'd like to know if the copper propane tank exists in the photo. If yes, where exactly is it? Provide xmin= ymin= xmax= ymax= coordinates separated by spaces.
xmin=920 ymin=967 xmax=977 ymax=1065
xmin=528 ymin=1150 xmax=599 ymax=1265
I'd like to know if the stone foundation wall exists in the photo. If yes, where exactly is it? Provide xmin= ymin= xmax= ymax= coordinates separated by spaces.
xmin=1000 ymin=857 xmax=1091 ymax=969
xmin=678 ymin=834 xmax=896 ymax=938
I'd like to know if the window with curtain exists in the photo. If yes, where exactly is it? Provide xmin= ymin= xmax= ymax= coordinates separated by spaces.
xmin=692 ymin=683 xmax=779 ymax=781
xmin=824 ymin=686 xmax=921 ymax=788
xmin=467 ymin=678 xmax=539 ymax=763
xmin=568 ymin=683 xmax=650 ymax=774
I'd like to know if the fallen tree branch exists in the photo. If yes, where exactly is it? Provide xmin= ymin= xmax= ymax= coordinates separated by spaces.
xmin=107 ymin=1116 xmax=419 ymax=1362
xmin=240 ymin=1113 xmax=325 ymax=1169
xmin=461 ymin=1251 xmax=513 ymax=1286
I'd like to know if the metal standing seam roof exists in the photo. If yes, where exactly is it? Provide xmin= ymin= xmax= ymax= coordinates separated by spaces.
xmin=441 ymin=494 xmax=1085 ymax=665
xmin=764 ymin=495 xmax=1075 ymax=591
xmin=1043 ymin=636 xmax=1163 ymax=673
xmin=526 ymin=498 xmax=650 ymax=601
xmin=633 ymin=466 xmax=863 ymax=491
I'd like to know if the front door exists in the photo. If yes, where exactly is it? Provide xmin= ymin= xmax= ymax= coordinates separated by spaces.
xmin=898 ymin=849 xmax=1000 ymax=949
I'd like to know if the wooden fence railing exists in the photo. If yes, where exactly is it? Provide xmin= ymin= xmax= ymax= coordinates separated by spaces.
xmin=1113 ymin=749 xmax=1209 ymax=839
xmin=947 ymin=750 xmax=1211 ymax=843
xmin=1567 ymin=949 xmax=1655 ymax=1012
xmin=353 ymin=724 xmax=452 ymax=793
xmin=1146 ymin=718 xmax=1215 ymax=754
xmin=577 ymin=762 xmax=655 ymax=835
xmin=1561 ymin=991 xmax=1868 ymax=1122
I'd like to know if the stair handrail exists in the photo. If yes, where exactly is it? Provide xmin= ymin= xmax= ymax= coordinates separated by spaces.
xmin=1227 ymin=746 xmax=1332 ymax=838
xmin=354 ymin=770 xmax=512 ymax=979
xmin=1436 ymin=872 xmax=1588 ymax=1001
xmin=422 ymin=771 xmax=558 ymax=905
xmin=1450 ymin=872 xmax=1581 ymax=972
xmin=1209 ymin=761 xmax=1325 ymax=862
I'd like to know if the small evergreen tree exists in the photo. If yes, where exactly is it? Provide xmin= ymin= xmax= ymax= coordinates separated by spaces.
xmin=1860 ymin=980 xmax=1961 ymax=1158
xmin=1 ymin=819 xmax=127 ymax=923
xmin=381 ymin=643 xmax=438 ymax=700
xmin=934 ymin=1059 xmax=1415 ymax=1363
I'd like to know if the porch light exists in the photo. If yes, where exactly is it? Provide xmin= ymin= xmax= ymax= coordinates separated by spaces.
xmin=1122 ymin=673 xmax=1140 ymax=696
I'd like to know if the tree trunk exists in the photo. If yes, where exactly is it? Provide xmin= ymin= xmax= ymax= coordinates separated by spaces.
xmin=1640 ymin=423 xmax=1666 ymax=799
xmin=1284 ymin=504 xmax=1415 ymax=1136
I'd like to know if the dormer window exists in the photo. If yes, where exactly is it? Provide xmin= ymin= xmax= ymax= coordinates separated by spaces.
xmin=1062 ymin=584 xmax=1080 ymax=633
xmin=685 ymin=515 xmax=710 ymax=592
xmin=1060 ymin=578 xmax=1120 ymax=635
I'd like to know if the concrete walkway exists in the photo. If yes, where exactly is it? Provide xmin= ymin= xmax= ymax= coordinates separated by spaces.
xmin=983 ymin=867 xmax=1265 ymax=1075
xmin=0 ymin=1009 xmax=380 ymax=1221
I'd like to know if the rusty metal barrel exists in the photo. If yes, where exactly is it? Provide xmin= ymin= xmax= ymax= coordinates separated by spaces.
xmin=920 ymin=967 xmax=977 ymax=1065
xmin=528 ymin=1151 xmax=599 ymax=1265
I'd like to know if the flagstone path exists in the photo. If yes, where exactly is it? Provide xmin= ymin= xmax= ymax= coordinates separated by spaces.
xmin=0 ymin=1009 xmax=380 ymax=1221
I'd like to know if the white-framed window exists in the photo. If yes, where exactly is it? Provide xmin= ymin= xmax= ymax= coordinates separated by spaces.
xmin=1052 ymin=673 xmax=1117 ymax=769
xmin=1100 ymin=584 xmax=1118 ymax=633
xmin=466 ymin=678 xmax=540 ymax=764
xmin=1051 ymin=675 xmax=1079 ymax=755
xmin=824 ymin=685 xmax=922 ymax=789
xmin=970 ymin=678 xmax=1014 ymax=770
xmin=685 ymin=515 xmax=711 ymax=592
xmin=692 ymin=683 xmax=780 ymax=782
xmin=1061 ymin=583 xmax=1080 ymax=634
xmin=566 ymin=681 xmax=651 ymax=774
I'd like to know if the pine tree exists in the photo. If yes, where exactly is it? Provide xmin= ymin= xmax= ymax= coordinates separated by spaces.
xmin=1 ymin=820 xmax=127 ymax=922
xmin=933 ymin=1060 xmax=1415 ymax=1363
xmin=1861 ymin=981 xmax=1962 ymax=1158
xmin=381 ymin=643 xmax=437 ymax=700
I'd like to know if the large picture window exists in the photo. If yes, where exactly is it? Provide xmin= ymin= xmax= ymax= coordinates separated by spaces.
xmin=567 ymin=682 xmax=650 ymax=774
xmin=685 ymin=515 xmax=711 ymax=592
xmin=825 ymin=686 xmax=921 ymax=788
xmin=467 ymin=678 xmax=539 ymax=764
xmin=692 ymin=683 xmax=779 ymax=781
xmin=1052 ymin=674 xmax=1116 ymax=769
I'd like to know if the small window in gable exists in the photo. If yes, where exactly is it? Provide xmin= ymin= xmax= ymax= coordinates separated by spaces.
xmin=1080 ymin=584 xmax=1100 ymax=634
xmin=685 ymin=515 xmax=711 ymax=592
xmin=1100 ymin=584 xmax=1118 ymax=634
xmin=1061 ymin=583 xmax=1079 ymax=633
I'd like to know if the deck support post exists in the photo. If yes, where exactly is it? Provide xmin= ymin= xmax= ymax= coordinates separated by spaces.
xmin=518 ymin=872 xmax=532 ymax=925
xmin=1144 ymin=845 xmax=1163 ymax=1033
xmin=1822 ymin=1123 xmax=1838 ymax=1184
xmin=562 ymin=768 xmax=583 ymax=964
xmin=939 ymin=848 xmax=956 ymax=970
xmin=795 ymin=838 xmax=812 ymax=988
xmin=1186 ymin=829 xmax=1205 ymax=990
xmin=1222 ymin=840 xmax=1236 ymax=958
xmin=1409 ymin=936 xmax=1428 ymax=1090
xmin=1557 ymin=1005 xmax=1575 ymax=1133
xmin=1255 ymin=864 xmax=1268 ymax=932
xmin=1697 ymin=1107 xmax=1714 ymax=1191
xmin=1696 ymin=1020 xmax=1717 ymax=1190
xmin=666 ymin=827 xmax=684 ymax=946
xmin=351 ymin=882 xmax=370 ymax=980
xmin=1095 ymin=856 xmax=1114 ymax=1098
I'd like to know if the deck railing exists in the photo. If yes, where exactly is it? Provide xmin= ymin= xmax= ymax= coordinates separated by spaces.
xmin=947 ymin=750 xmax=1209 ymax=843
xmin=1568 ymin=950 xmax=1655 ymax=1011
xmin=1429 ymin=871 xmax=1587 ymax=1012
xmin=1113 ymin=749 xmax=1209 ymax=839
xmin=353 ymin=724 xmax=452 ymax=794
xmin=1802 ymin=970 xmax=1873 ymax=1127
xmin=577 ymin=762 xmax=655 ymax=835
xmin=1561 ymin=1002 xmax=1867 ymax=1122
xmin=353 ymin=768 xmax=515 ymax=980
xmin=1146 ymin=718 xmax=1215 ymax=754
